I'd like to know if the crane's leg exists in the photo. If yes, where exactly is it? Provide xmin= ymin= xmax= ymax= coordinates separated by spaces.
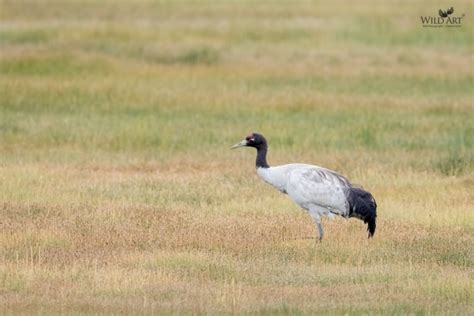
xmin=317 ymin=221 xmax=324 ymax=241
xmin=309 ymin=213 xmax=324 ymax=241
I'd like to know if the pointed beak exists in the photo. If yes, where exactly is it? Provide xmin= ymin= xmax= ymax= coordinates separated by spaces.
xmin=230 ymin=139 xmax=247 ymax=149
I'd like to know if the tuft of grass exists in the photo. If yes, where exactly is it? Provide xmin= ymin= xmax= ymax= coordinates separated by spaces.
xmin=173 ymin=47 xmax=220 ymax=65
xmin=435 ymin=149 xmax=472 ymax=176
xmin=433 ymin=133 xmax=473 ymax=176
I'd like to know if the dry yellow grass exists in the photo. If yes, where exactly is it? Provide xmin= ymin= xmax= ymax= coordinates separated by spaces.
xmin=1 ymin=160 xmax=473 ymax=313
xmin=1 ymin=0 xmax=473 ymax=314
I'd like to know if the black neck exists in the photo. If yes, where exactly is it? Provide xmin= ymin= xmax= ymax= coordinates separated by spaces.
xmin=256 ymin=146 xmax=269 ymax=168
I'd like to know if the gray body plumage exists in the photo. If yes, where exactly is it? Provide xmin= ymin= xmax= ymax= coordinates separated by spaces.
xmin=258 ymin=164 xmax=351 ymax=217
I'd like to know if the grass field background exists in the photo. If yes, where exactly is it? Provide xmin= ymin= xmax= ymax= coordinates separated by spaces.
xmin=1 ymin=0 xmax=473 ymax=313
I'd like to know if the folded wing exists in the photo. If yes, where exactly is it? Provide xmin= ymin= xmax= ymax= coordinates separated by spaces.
xmin=286 ymin=165 xmax=351 ymax=216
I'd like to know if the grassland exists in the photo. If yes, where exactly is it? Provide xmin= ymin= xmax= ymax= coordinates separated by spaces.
xmin=1 ymin=0 xmax=473 ymax=314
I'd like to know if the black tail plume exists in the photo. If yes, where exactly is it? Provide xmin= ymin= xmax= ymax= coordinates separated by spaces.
xmin=347 ymin=187 xmax=377 ymax=238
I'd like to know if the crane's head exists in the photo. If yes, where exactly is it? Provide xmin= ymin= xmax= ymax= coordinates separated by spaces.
xmin=231 ymin=132 xmax=267 ymax=150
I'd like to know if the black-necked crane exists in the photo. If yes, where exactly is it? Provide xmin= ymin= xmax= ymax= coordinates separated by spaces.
xmin=231 ymin=132 xmax=377 ymax=241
